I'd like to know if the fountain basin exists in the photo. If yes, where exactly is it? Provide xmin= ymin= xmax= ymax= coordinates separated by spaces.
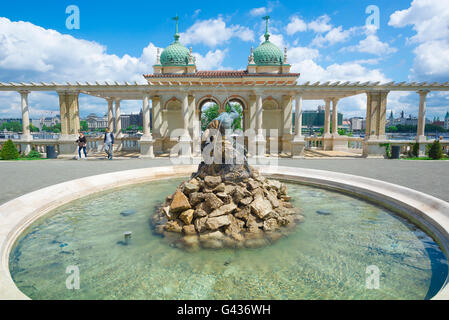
xmin=1 ymin=165 xmax=449 ymax=299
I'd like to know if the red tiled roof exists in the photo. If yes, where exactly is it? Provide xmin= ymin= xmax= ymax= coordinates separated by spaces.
xmin=143 ymin=70 xmax=300 ymax=78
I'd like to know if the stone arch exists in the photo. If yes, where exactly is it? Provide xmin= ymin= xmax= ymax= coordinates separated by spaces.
xmin=262 ymin=96 xmax=280 ymax=110
xmin=164 ymin=97 xmax=182 ymax=110
xmin=223 ymin=95 xmax=246 ymax=131
xmin=196 ymin=95 xmax=221 ymax=111
xmin=161 ymin=96 xmax=183 ymax=140
xmin=197 ymin=95 xmax=221 ymax=132
xmin=223 ymin=95 xmax=248 ymax=110
xmin=262 ymin=96 xmax=282 ymax=144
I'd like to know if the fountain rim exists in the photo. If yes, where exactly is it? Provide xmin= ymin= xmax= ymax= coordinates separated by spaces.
xmin=0 ymin=164 xmax=448 ymax=300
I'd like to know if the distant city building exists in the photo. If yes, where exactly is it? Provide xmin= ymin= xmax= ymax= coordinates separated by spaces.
xmin=83 ymin=109 xmax=144 ymax=131
xmin=387 ymin=111 xmax=430 ymax=127
xmin=349 ymin=117 xmax=364 ymax=132
xmin=85 ymin=113 xmax=108 ymax=130
xmin=299 ymin=106 xmax=343 ymax=128
xmin=40 ymin=115 xmax=60 ymax=129
xmin=341 ymin=120 xmax=351 ymax=131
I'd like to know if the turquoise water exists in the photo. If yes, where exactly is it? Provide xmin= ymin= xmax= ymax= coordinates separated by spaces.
xmin=9 ymin=178 xmax=448 ymax=300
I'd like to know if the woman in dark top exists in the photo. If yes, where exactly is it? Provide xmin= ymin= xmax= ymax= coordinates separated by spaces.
xmin=76 ymin=132 xmax=87 ymax=159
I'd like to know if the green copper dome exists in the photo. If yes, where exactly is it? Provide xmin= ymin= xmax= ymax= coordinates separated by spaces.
xmin=160 ymin=39 xmax=190 ymax=66
xmin=159 ymin=15 xmax=192 ymax=66
xmin=253 ymin=16 xmax=284 ymax=66
xmin=253 ymin=38 xmax=284 ymax=65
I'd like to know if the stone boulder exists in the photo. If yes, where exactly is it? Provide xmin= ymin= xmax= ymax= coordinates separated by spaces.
xmin=183 ymin=183 xmax=200 ymax=195
xmin=209 ymin=203 xmax=237 ymax=218
xmin=170 ymin=190 xmax=191 ymax=213
xmin=204 ymin=176 xmax=222 ymax=188
xmin=204 ymin=193 xmax=223 ymax=210
xmin=206 ymin=215 xmax=232 ymax=230
xmin=179 ymin=209 xmax=194 ymax=225
xmin=250 ymin=196 xmax=273 ymax=219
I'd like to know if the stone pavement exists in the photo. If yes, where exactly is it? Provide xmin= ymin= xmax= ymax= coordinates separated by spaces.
xmin=0 ymin=157 xmax=448 ymax=205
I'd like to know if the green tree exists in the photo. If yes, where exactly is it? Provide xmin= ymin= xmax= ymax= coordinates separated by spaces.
xmin=201 ymin=104 xmax=220 ymax=131
xmin=428 ymin=140 xmax=443 ymax=160
xmin=29 ymin=124 xmax=39 ymax=132
xmin=225 ymin=102 xmax=243 ymax=131
xmin=80 ymin=120 xmax=88 ymax=131
xmin=387 ymin=126 xmax=398 ymax=133
xmin=42 ymin=123 xmax=61 ymax=133
xmin=0 ymin=121 xmax=22 ymax=132
xmin=0 ymin=139 xmax=19 ymax=160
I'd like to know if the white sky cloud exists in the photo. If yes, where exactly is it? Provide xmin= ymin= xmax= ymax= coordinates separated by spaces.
xmin=285 ymin=16 xmax=307 ymax=35
xmin=250 ymin=7 xmax=270 ymax=17
xmin=193 ymin=49 xmax=228 ymax=70
xmin=311 ymin=26 xmax=354 ymax=47
xmin=308 ymin=15 xmax=332 ymax=33
xmin=180 ymin=17 xmax=254 ymax=47
xmin=389 ymin=0 xmax=449 ymax=82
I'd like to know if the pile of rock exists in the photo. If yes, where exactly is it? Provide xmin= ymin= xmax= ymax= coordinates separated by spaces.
xmin=151 ymin=168 xmax=304 ymax=250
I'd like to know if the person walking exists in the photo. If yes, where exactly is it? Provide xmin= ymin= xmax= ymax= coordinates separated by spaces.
xmin=76 ymin=132 xmax=87 ymax=160
xmin=104 ymin=128 xmax=114 ymax=160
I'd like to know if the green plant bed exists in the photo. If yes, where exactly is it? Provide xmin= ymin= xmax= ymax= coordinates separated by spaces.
xmin=402 ymin=157 xmax=449 ymax=160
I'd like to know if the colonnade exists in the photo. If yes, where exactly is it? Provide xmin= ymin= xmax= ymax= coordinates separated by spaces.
xmin=12 ymin=87 xmax=437 ymax=158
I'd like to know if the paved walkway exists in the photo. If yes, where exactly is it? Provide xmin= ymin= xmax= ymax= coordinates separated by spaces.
xmin=1 ymin=158 xmax=448 ymax=205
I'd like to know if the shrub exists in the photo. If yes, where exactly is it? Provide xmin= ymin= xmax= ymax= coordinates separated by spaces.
xmin=428 ymin=140 xmax=443 ymax=160
xmin=0 ymin=139 xmax=19 ymax=160
xmin=412 ymin=142 xmax=419 ymax=157
xmin=26 ymin=149 xmax=42 ymax=159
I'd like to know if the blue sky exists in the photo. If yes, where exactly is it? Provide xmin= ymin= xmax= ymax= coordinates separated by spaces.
xmin=0 ymin=0 xmax=448 ymax=119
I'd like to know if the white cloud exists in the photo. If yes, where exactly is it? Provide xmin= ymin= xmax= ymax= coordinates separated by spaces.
xmin=258 ymin=33 xmax=286 ymax=49
xmin=388 ymin=0 xmax=449 ymax=81
xmin=193 ymin=49 xmax=228 ymax=70
xmin=311 ymin=26 xmax=353 ymax=47
xmin=308 ymin=15 xmax=332 ymax=33
xmin=285 ymin=16 xmax=307 ymax=35
xmin=180 ymin=17 xmax=254 ymax=47
xmin=288 ymin=46 xmax=320 ymax=62
xmin=345 ymin=34 xmax=397 ymax=55
xmin=0 ymin=17 xmax=159 ymax=84
xmin=250 ymin=7 xmax=270 ymax=17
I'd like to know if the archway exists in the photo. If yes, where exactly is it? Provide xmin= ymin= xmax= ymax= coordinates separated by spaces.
xmin=223 ymin=96 xmax=246 ymax=131
xmin=197 ymin=96 xmax=221 ymax=132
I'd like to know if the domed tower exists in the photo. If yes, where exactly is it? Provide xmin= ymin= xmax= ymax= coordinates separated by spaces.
xmin=247 ymin=16 xmax=291 ymax=74
xmin=153 ymin=15 xmax=196 ymax=74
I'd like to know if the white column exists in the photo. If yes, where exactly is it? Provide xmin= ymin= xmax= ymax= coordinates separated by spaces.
xmin=179 ymin=91 xmax=192 ymax=158
xmin=332 ymin=98 xmax=339 ymax=136
xmin=255 ymin=93 xmax=264 ymax=141
xmin=417 ymin=90 xmax=429 ymax=142
xmin=19 ymin=90 xmax=31 ymax=155
xmin=107 ymin=98 xmax=114 ymax=132
xmin=19 ymin=91 xmax=31 ymax=140
xmin=140 ymin=94 xmax=154 ymax=158
xmin=114 ymin=99 xmax=122 ymax=138
xmin=142 ymin=94 xmax=152 ymax=138
xmin=181 ymin=92 xmax=190 ymax=139
xmin=324 ymin=98 xmax=331 ymax=137
xmin=294 ymin=93 xmax=303 ymax=139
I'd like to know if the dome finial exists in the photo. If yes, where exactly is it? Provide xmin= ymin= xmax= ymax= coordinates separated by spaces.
xmin=263 ymin=15 xmax=270 ymax=41
xmin=172 ymin=14 xmax=180 ymax=41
